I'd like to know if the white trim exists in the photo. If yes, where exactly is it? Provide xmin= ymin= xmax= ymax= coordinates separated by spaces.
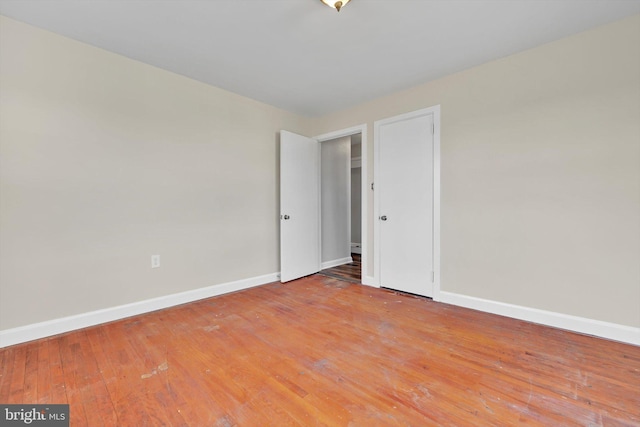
xmin=439 ymin=291 xmax=640 ymax=346
xmin=321 ymin=257 xmax=353 ymax=270
xmin=347 ymin=138 xmax=352 ymax=263
xmin=0 ymin=272 xmax=279 ymax=348
xmin=362 ymin=275 xmax=378 ymax=288
xmin=315 ymin=124 xmax=368 ymax=286
xmin=317 ymin=141 xmax=323 ymax=275
xmin=373 ymin=105 xmax=441 ymax=296
xmin=432 ymin=107 xmax=441 ymax=301
xmin=373 ymin=122 xmax=381 ymax=288
xmin=350 ymin=242 xmax=362 ymax=255
xmin=360 ymin=126 xmax=368 ymax=287
xmin=315 ymin=125 xmax=366 ymax=143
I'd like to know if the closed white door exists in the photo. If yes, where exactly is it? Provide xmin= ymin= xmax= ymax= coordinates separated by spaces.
xmin=280 ymin=130 xmax=320 ymax=282
xmin=375 ymin=111 xmax=435 ymax=297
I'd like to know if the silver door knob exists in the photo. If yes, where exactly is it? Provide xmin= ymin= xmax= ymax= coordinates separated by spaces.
xmin=380 ymin=215 xmax=387 ymax=221
xmin=282 ymin=215 xmax=290 ymax=220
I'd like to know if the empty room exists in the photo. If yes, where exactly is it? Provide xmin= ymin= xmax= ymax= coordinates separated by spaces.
xmin=1 ymin=0 xmax=639 ymax=425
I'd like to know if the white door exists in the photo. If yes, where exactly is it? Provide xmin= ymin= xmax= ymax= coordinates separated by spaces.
xmin=280 ymin=130 xmax=320 ymax=282
xmin=375 ymin=110 xmax=435 ymax=297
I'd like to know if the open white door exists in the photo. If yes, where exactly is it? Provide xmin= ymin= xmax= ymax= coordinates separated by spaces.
xmin=280 ymin=130 xmax=320 ymax=282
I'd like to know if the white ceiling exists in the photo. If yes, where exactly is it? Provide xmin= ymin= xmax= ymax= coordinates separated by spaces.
xmin=1 ymin=0 xmax=639 ymax=116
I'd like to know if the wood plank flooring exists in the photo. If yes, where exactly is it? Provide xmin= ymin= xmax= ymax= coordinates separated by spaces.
xmin=318 ymin=254 xmax=361 ymax=283
xmin=1 ymin=275 xmax=639 ymax=426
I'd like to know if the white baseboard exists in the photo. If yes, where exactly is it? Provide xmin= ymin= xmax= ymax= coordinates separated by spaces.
xmin=0 ymin=272 xmax=280 ymax=348
xmin=438 ymin=291 xmax=640 ymax=346
xmin=350 ymin=243 xmax=362 ymax=255
xmin=321 ymin=257 xmax=352 ymax=270
xmin=7 ymin=276 xmax=633 ymax=348
xmin=362 ymin=275 xmax=379 ymax=288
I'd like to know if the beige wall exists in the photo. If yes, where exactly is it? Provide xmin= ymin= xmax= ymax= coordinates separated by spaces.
xmin=0 ymin=16 xmax=310 ymax=329
xmin=321 ymin=136 xmax=351 ymax=263
xmin=1 ymin=14 xmax=638 ymax=333
xmin=313 ymin=15 xmax=640 ymax=328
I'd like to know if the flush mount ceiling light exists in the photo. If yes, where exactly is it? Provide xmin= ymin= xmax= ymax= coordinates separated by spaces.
xmin=321 ymin=0 xmax=351 ymax=12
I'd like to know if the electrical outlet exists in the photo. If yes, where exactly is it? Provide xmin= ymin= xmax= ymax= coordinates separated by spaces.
xmin=151 ymin=255 xmax=160 ymax=268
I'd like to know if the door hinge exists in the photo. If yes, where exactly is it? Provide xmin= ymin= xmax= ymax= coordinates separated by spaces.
xmin=371 ymin=182 xmax=374 ymax=191
xmin=431 ymin=271 xmax=435 ymax=283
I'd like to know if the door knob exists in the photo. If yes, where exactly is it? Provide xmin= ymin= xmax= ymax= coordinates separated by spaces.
xmin=282 ymin=215 xmax=290 ymax=220
xmin=380 ymin=215 xmax=387 ymax=221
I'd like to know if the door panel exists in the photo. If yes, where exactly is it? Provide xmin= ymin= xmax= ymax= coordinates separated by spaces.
xmin=377 ymin=114 xmax=434 ymax=297
xmin=280 ymin=130 xmax=320 ymax=282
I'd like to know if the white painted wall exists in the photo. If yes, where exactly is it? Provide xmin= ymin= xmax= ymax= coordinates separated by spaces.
xmin=2 ymin=13 xmax=639 ymax=344
xmin=351 ymin=167 xmax=362 ymax=244
xmin=312 ymin=15 xmax=640 ymax=329
xmin=351 ymin=137 xmax=362 ymax=246
xmin=0 ymin=16 xmax=311 ymax=330
xmin=321 ymin=137 xmax=351 ymax=264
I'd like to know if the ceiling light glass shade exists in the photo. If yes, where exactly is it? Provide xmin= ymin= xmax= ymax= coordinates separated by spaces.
xmin=321 ymin=0 xmax=351 ymax=12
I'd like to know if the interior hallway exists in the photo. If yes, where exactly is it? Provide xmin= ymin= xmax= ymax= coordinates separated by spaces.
xmin=318 ymin=254 xmax=361 ymax=284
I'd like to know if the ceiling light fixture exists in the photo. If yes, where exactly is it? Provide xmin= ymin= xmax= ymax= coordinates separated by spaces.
xmin=321 ymin=0 xmax=351 ymax=12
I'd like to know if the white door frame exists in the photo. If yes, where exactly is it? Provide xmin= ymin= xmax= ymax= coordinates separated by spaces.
xmin=314 ymin=124 xmax=371 ymax=286
xmin=373 ymin=106 xmax=441 ymax=300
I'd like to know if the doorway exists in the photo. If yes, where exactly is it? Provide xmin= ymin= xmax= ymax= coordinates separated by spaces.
xmin=316 ymin=125 xmax=368 ymax=285
xmin=279 ymin=125 xmax=368 ymax=284
xmin=318 ymin=133 xmax=363 ymax=283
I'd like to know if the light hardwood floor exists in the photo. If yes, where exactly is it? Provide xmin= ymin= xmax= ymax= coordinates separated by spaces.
xmin=1 ymin=275 xmax=639 ymax=426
